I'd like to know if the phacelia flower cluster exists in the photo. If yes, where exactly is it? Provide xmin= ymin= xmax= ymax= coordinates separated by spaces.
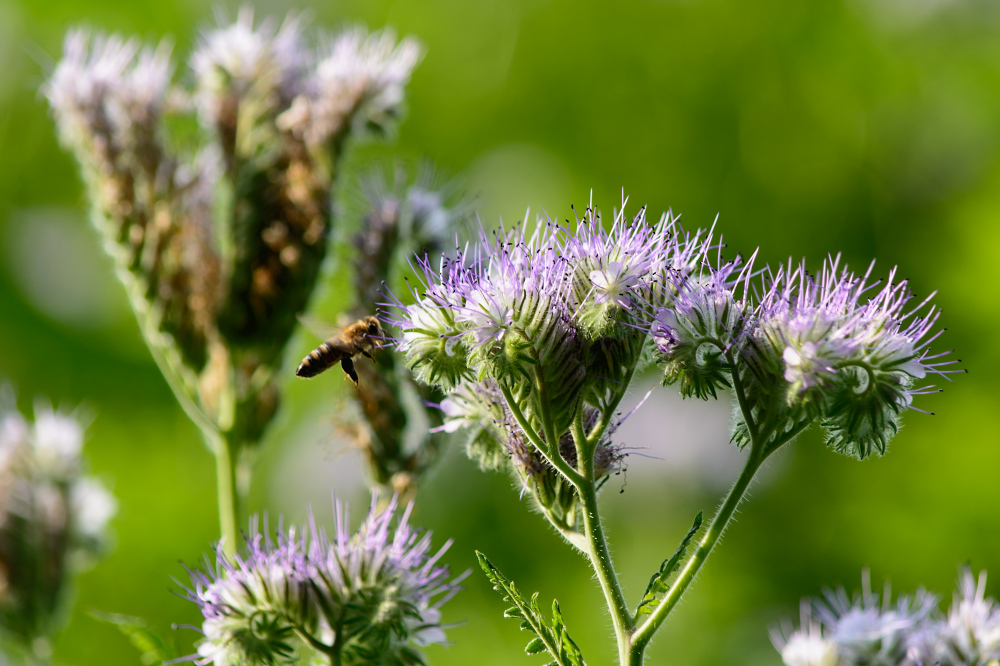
xmin=388 ymin=200 xmax=677 ymax=507
xmin=390 ymin=193 xmax=956 ymax=537
xmin=774 ymin=568 xmax=1000 ymax=666
xmin=392 ymin=199 xmax=676 ymax=408
xmin=0 ymin=393 xmax=116 ymax=649
xmin=182 ymin=495 xmax=463 ymax=666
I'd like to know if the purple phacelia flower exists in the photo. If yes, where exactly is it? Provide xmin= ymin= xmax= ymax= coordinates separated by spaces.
xmin=564 ymin=198 xmax=677 ymax=337
xmin=653 ymin=250 xmax=755 ymax=400
xmin=747 ymin=256 xmax=959 ymax=458
xmin=181 ymin=494 xmax=463 ymax=665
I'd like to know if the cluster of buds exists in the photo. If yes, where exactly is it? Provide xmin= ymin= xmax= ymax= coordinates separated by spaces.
xmin=389 ymin=192 xmax=955 ymax=537
xmin=0 ymin=393 xmax=116 ymax=656
xmin=44 ymin=10 xmax=422 ymax=478
xmin=181 ymin=494 xmax=463 ymax=666
xmin=342 ymin=168 xmax=468 ymax=494
xmin=773 ymin=568 xmax=1000 ymax=666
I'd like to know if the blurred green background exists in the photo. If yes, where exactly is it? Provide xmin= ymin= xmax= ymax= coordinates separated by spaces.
xmin=1 ymin=0 xmax=999 ymax=663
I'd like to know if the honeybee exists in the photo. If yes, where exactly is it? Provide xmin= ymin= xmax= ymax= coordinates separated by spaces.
xmin=295 ymin=315 xmax=385 ymax=385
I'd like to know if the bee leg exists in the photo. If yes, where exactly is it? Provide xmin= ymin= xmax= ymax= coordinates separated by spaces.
xmin=341 ymin=356 xmax=359 ymax=386
xmin=361 ymin=349 xmax=376 ymax=363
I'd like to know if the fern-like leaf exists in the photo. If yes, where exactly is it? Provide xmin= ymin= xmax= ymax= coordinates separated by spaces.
xmin=634 ymin=511 xmax=703 ymax=619
xmin=477 ymin=552 xmax=585 ymax=666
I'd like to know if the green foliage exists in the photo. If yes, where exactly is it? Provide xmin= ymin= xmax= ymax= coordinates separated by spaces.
xmin=477 ymin=552 xmax=585 ymax=666
xmin=635 ymin=512 xmax=703 ymax=618
xmin=88 ymin=611 xmax=176 ymax=666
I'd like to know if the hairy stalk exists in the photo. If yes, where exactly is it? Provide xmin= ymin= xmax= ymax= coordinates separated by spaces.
xmin=726 ymin=349 xmax=757 ymax=440
xmin=498 ymin=382 xmax=583 ymax=486
xmin=568 ymin=415 xmax=634 ymax=664
xmin=630 ymin=360 xmax=772 ymax=660
xmin=630 ymin=444 xmax=764 ymax=660
xmin=577 ymin=470 xmax=635 ymax=664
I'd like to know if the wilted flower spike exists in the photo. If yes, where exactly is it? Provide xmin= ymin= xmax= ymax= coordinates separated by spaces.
xmin=191 ymin=8 xmax=307 ymax=135
xmin=279 ymin=28 xmax=422 ymax=148
xmin=45 ymin=30 xmax=173 ymax=166
xmin=182 ymin=494 xmax=462 ymax=665
xmin=0 ymin=393 xmax=115 ymax=650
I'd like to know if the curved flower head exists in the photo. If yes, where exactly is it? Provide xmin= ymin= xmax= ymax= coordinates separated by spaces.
xmin=564 ymin=199 xmax=669 ymax=339
xmin=393 ymin=219 xmax=585 ymax=431
xmin=182 ymin=494 xmax=463 ymax=665
xmin=748 ymin=256 xmax=959 ymax=459
xmin=388 ymin=254 xmax=473 ymax=391
xmin=755 ymin=258 xmax=865 ymax=400
xmin=438 ymin=380 xmax=509 ymax=471
xmin=187 ymin=526 xmax=313 ymax=666
xmin=308 ymin=495 xmax=462 ymax=659
xmin=654 ymin=254 xmax=752 ymax=400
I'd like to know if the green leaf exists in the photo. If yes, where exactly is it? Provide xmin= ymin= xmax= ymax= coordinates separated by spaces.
xmin=477 ymin=551 xmax=586 ymax=666
xmin=526 ymin=638 xmax=546 ymax=655
xmin=89 ymin=610 xmax=177 ymax=665
xmin=635 ymin=512 xmax=703 ymax=618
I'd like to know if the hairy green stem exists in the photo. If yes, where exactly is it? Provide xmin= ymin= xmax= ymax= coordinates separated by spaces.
xmin=631 ymin=445 xmax=764 ymax=657
xmin=498 ymin=381 xmax=583 ymax=486
xmin=567 ymin=406 xmax=633 ymax=664
xmin=577 ymin=471 xmax=635 ymax=665
xmin=726 ymin=349 xmax=757 ymax=440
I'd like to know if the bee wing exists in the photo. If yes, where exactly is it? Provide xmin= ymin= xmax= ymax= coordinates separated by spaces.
xmin=297 ymin=313 xmax=340 ymax=342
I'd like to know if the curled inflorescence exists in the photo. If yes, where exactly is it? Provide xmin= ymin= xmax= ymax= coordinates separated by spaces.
xmin=182 ymin=494 xmax=463 ymax=666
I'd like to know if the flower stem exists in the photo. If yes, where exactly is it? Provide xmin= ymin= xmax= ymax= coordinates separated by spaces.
xmin=577 ymin=473 xmax=636 ymax=665
xmin=630 ymin=444 xmax=764 ymax=656
xmin=206 ymin=428 xmax=240 ymax=556
xmin=568 ymin=416 xmax=634 ymax=664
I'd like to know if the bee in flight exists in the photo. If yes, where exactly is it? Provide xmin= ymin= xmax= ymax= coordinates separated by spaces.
xmin=295 ymin=315 xmax=385 ymax=385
